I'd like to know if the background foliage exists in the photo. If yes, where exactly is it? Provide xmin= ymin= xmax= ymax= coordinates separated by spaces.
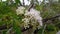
xmin=0 ymin=0 xmax=60 ymax=34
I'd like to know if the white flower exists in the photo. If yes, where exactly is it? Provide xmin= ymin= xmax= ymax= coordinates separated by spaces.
xmin=22 ymin=18 xmax=30 ymax=29
xmin=22 ymin=18 xmax=29 ymax=23
xmin=25 ymin=8 xmax=43 ymax=26
xmin=16 ymin=6 xmax=25 ymax=15
xmin=21 ymin=8 xmax=43 ymax=29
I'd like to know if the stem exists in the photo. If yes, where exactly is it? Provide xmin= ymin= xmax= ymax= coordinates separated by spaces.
xmin=42 ymin=24 xmax=47 ymax=34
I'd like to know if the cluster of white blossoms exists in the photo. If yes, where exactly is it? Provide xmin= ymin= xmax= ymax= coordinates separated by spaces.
xmin=24 ymin=8 xmax=43 ymax=29
xmin=16 ymin=6 xmax=25 ymax=15
xmin=16 ymin=6 xmax=43 ymax=29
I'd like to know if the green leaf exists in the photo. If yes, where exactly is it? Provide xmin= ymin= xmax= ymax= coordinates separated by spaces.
xmin=13 ymin=20 xmax=21 ymax=34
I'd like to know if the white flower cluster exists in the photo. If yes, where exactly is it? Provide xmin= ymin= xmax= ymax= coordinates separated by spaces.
xmin=22 ymin=18 xmax=30 ymax=29
xmin=16 ymin=6 xmax=43 ymax=29
xmin=24 ymin=8 xmax=43 ymax=29
xmin=16 ymin=6 xmax=25 ymax=15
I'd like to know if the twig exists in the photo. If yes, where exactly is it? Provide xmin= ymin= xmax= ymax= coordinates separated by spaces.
xmin=0 ymin=24 xmax=7 ymax=30
xmin=23 ymin=0 xmax=25 ymax=6
xmin=42 ymin=24 xmax=47 ymax=34
xmin=28 ymin=3 xmax=34 ymax=11
xmin=6 ymin=27 xmax=13 ymax=34
xmin=43 ymin=14 xmax=60 ymax=22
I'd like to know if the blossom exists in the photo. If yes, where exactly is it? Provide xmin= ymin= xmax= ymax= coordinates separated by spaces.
xmin=23 ymin=8 xmax=43 ymax=29
xmin=16 ymin=6 xmax=25 ymax=15
xmin=25 ymin=8 xmax=43 ymax=26
xmin=22 ymin=18 xmax=30 ymax=29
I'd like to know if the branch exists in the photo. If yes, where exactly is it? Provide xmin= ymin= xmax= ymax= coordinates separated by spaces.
xmin=0 ymin=24 xmax=12 ymax=30
xmin=28 ymin=3 xmax=34 ymax=11
xmin=23 ymin=0 xmax=25 ymax=6
xmin=34 ymin=14 xmax=60 ymax=34
xmin=43 ymin=14 xmax=60 ymax=22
